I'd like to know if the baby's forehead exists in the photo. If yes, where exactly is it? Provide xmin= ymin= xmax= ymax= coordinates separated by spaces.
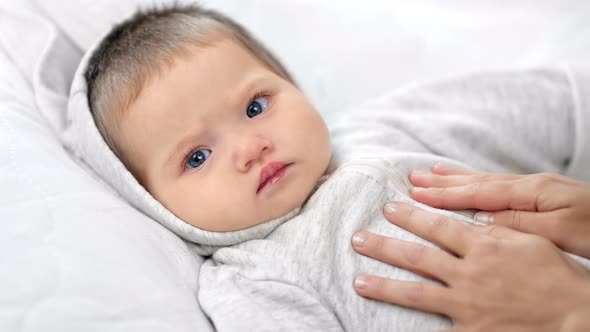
xmin=126 ymin=44 xmax=275 ymax=117
xmin=140 ymin=39 xmax=259 ymax=87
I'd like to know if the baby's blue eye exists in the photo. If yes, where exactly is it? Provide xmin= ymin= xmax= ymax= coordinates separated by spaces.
xmin=246 ymin=96 xmax=269 ymax=118
xmin=185 ymin=149 xmax=211 ymax=170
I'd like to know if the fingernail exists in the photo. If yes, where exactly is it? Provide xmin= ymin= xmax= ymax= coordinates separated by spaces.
xmin=411 ymin=170 xmax=428 ymax=176
xmin=352 ymin=232 xmax=368 ymax=247
xmin=384 ymin=202 xmax=399 ymax=215
xmin=354 ymin=275 xmax=369 ymax=289
xmin=433 ymin=162 xmax=446 ymax=170
xmin=474 ymin=212 xmax=494 ymax=224
xmin=411 ymin=187 xmax=425 ymax=193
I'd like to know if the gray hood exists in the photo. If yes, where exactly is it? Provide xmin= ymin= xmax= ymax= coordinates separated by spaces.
xmin=62 ymin=38 xmax=299 ymax=255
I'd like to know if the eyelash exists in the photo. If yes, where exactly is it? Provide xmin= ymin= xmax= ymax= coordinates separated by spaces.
xmin=250 ymin=90 xmax=271 ymax=106
xmin=181 ymin=90 xmax=272 ymax=172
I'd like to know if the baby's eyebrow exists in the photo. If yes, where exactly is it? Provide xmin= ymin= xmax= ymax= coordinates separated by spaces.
xmin=228 ymin=74 xmax=271 ymax=106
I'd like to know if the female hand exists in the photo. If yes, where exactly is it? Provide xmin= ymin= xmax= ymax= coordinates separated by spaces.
xmin=352 ymin=202 xmax=590 ymax=332
xmin=409 ymin=165 xmax=590 ymax=258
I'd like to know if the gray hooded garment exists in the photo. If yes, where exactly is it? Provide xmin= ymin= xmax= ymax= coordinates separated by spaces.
xmin=64 ymin=40 xmax=590 ymax=331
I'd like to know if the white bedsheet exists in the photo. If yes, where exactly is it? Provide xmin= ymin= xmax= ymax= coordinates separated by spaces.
xmin=2 ymin=0 xmax=590 ymax=331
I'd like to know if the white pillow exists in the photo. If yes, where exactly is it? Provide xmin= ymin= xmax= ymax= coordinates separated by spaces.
xmin=0 ymin=2 xmax=212 ymax=331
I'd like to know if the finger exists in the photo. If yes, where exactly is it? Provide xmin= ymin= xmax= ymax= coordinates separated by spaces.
xmin=353 ymin=274 xmax=457 ymax=317
xmin=476 ymin=210 xmax=590 ymax=258
xmin=410 ymin=180 xmax=541 ymax=211
xmin=384 ymin=202 xmax=480 ymax=256
xmin=430 ymin=164 xmax=514 ymax=178
xmin=486 ymin=209 xmax=578 ymax=252
xmin=352 ymin=231 xmax=461 ymax=284
xmin=431 ymin=163 xmax=525 ymax=178
xmin=414 ymin=172 xmax=576 ymax=212
xmin=409 ymin=172 xmax=518 ymax=189
xmin=431 ymin=163 xmax=479 ymax=176
xmin=471 ymin=224 xmax=523 ymax=241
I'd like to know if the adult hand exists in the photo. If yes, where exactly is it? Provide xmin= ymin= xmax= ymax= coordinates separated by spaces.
xmin=352 ymin=202 xmax=590 ymax=332
xmin=409 ymin=165 xmax=590 ymax=258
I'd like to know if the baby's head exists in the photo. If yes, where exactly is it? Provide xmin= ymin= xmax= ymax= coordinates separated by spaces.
xmin=85 ymin=4 xmax=331 ymax=232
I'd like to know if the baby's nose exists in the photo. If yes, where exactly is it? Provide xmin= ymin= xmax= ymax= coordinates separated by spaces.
xmin=235 ymin=135 xmax=272 ymax=172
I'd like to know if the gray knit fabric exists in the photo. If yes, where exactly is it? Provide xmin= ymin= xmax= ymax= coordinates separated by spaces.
xmin=197 ymin=67 xmax=590 ymax=331
xmin=66 ymin=60 xmax=590 ymax=331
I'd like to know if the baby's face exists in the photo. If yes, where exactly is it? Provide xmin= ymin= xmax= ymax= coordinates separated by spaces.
xmin=115 ymin=40 xmax=331 ymax=231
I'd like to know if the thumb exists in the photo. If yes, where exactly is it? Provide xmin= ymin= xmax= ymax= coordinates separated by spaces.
xmin=475 ymin=209 xmax=555 ymax=239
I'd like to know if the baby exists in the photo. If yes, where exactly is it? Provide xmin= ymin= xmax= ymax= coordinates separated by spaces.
xmin=82 ymin=4 xmax=588 ymax=331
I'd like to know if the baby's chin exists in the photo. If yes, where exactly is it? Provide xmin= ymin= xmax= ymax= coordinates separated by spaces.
xmin=255 ymin=178 xmax=318 ymax=223
xmin=182 ymin=198 xmax=304 ymax=233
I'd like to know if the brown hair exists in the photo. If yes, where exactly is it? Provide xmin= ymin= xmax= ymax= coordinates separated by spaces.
xmin=85 ymin=3 xmax=294 ymax=164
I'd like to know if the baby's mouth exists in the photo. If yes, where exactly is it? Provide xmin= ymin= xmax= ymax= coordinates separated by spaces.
xmin=257 ymin=162 xmax=292 ymax=194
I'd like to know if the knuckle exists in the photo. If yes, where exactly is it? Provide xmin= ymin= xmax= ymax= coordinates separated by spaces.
xmin=427 ymin=215 xmax=450 ymax=238
xmin=517 ymin=194 xmax=538 ymax=212
xmin=466 ymin=182 xmax=487 ymax=207
xmin=465 ymin=182 xmax=481 ymax=195
xmin=461 ymin=265 xmax=485 ymax=287
xmin=405 ymin=204 xmax=417 ymax=219
xmin=472 ymin=237 xmax=500 ymax=255
xmin=434 ymin=188 xmax=450 ymax=208
xmin=530 ymin=172 xmax=558 ymax=190
xmin=401 ymin=205 xmax=417 ymax=224
xmin=405 ymin=242 xmax=427 ymax=266
xmin=405 ymin=282 xmax=426 ymax=305
xmin=373 ymin=235 xmax=385 ymax=252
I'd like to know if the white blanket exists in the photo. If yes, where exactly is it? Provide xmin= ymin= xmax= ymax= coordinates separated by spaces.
xmin=0 ymin=1 xmax=211 ymax=331
xmin=2 ymin=0 xmax=590 ymax=330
